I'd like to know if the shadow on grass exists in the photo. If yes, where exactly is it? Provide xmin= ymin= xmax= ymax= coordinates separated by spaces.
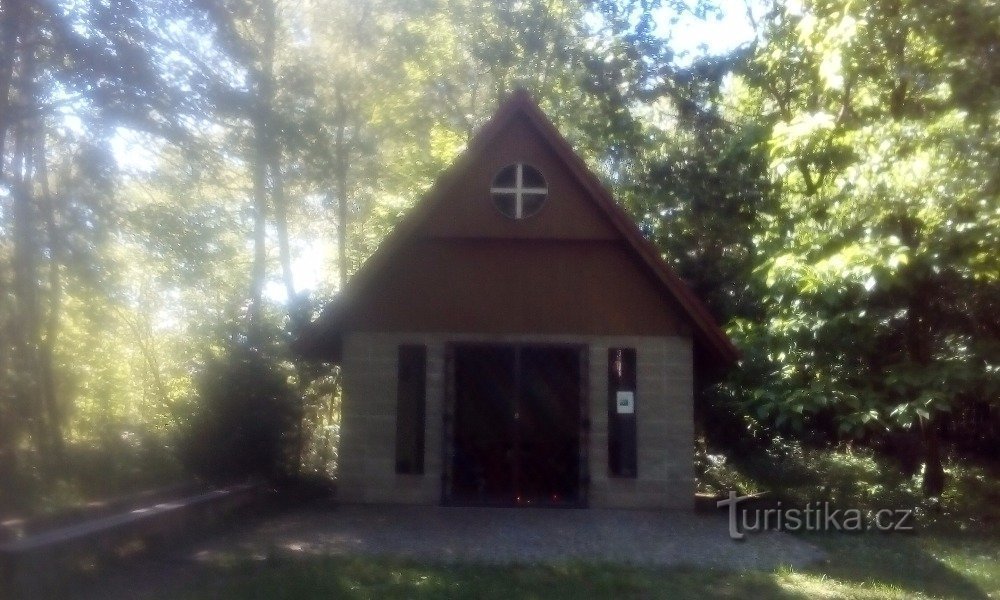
xmin=699 ymin=439 xmax=999 ymax=598
xmin=179 ymin=557 xmax=807 ymax=600
xmin=801 ymin=531 xmax=996 ymax=600
xmin=168 ymin=527 xmax=998 ymax=600
xmin=59 ymin=529 xmax=998 ymax=600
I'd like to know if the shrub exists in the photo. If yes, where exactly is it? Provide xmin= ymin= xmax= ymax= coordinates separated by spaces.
xmin=181 ymin=343 xmax=300 ymax=481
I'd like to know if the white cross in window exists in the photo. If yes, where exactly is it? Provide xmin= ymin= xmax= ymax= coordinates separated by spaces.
xmin=490 ymin=163 xmax=548 ymax=219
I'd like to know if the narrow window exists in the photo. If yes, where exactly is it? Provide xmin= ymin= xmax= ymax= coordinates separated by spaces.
xmin=608 ymin=348 xmax=637 ymax=478
xmin=395 ymin=345 xmax=427 ymax=474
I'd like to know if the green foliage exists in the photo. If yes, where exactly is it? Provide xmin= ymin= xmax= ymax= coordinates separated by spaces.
xmin=694 ymin=437 xmax=764 ymax=496
xmin=181 ymin=337 xmax=301 ymax=481
xmin=626 ymin=76 xmax=774 ymax=323
xmin=701 ymin=435 xmax=1000 ymax=533
xmin=711 ymin=0 xmax=1000 ymax=479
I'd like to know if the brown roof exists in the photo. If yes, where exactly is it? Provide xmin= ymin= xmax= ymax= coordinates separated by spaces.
xmin=293 ymin=90 xmax=739 ymax=367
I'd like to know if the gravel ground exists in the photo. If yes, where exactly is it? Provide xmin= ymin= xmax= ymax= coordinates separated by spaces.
xmin=69 ymin=502 xmax=825 ymax=598
xmin=192 ymin=502 xmax=826 ymax=570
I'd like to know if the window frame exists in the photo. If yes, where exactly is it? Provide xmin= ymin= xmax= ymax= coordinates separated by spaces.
xmin=490 ymin=162 xmax=548 ymax=220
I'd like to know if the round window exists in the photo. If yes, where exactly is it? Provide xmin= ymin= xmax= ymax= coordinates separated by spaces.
xmin=490 ymin=163 xmax=548 ymax=219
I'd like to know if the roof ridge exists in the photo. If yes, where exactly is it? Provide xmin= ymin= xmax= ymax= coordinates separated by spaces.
xmin=294 ymin=90 xmax=739 ymax=366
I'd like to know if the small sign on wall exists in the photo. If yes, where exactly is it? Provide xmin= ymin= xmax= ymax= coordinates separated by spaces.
xmin=615 ymin=391 xmax=635 ymax=414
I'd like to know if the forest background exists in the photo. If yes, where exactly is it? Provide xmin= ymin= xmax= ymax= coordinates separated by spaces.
xmin=1 ymin=0 xmax=997 ymax=515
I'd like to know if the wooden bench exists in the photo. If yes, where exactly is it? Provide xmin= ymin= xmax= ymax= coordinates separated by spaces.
xmin=0 ymin=482 xmax=261 ymax=597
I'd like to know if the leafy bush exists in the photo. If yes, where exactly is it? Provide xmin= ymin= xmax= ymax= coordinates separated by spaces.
xmin=181 ymin=343 xmax=300 ymax=481
xmin=694 ymin=437 xmax=763 ymax=496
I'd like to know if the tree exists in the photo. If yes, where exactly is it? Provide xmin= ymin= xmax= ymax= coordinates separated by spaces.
xmin=734 ymin=0 xmax=1000 ymax=495
xmin=624 ymin=50 xmax=774 ymax=326
xmin=181 ymin=333 xmax=300 ymax=481
xmin=0 ymin=0 xmax=210 ymax=501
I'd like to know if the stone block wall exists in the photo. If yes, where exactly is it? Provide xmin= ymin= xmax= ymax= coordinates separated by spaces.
xmin=337 ymin=333 xmax=694 ymax=509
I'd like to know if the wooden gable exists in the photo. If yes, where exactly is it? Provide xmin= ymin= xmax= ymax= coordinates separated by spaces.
xmin=417 ymin=114 xmax=618 ymax=241
xmin=294 ymin=90 xmax=739 ymax=368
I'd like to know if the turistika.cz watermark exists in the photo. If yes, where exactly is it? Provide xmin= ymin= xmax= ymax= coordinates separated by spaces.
xmin=717 ymin=491 xmax=916 ymax=540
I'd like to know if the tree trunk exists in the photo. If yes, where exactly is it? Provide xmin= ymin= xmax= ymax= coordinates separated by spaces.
xmin=271 ymin=151 xmax=296 ymax=306
xmin=247 ymin=0 xmax=278 ymax=342
xmin=0 ymin=0 xmax=24 ymax=169
xmin=248 ymin=109 xmax=269 ymax=340
xmin=37 ymin=130 xmax=64 ymax=462
xmin=335 ymin=92 xmax=349 ymax=290
xmin=921 ymin=414 xmax=945 ymax=497
xmin=10 ymin=35 xmax=60 ymax=467
xmin=0 ymin=0 xmax=26 ymax=490
xmin=264 ymin=2 xmax=295 ymax=309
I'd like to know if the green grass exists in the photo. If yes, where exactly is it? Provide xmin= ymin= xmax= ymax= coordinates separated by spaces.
xmin=796 ymin=531 xmax=999 ymax=599
xmin=184 ymin=559 xmax=779 ymax=599
xmin=179 ymin=531 xmax=999 ymax=600
xmin=174 ymin=446 xmax=999 ymax=599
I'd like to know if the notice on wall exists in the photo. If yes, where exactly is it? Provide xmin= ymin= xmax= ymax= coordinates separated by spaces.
xmin=616 ymin=391 xmax=635 ymax=414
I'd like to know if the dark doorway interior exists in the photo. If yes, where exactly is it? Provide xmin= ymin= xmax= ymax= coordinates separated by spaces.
xmin=449 ymin=344 xmax=584 ymax=507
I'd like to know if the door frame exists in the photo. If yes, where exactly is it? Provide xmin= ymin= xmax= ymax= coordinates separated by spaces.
xmin=440 ymin=341 xmax=590 ymax=508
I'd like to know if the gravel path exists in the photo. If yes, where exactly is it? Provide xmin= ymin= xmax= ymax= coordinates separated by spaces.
xmin=71 ymin=502 xmax=826 ymax=598
xmin=192 ymin=502 xmax=825 ymax=570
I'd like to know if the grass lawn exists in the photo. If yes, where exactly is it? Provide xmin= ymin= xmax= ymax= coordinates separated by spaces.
xmin=175 ymin=448 xmax=999 ymax=599
xmin=179 ymin=530 xmax=998 ymax=599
